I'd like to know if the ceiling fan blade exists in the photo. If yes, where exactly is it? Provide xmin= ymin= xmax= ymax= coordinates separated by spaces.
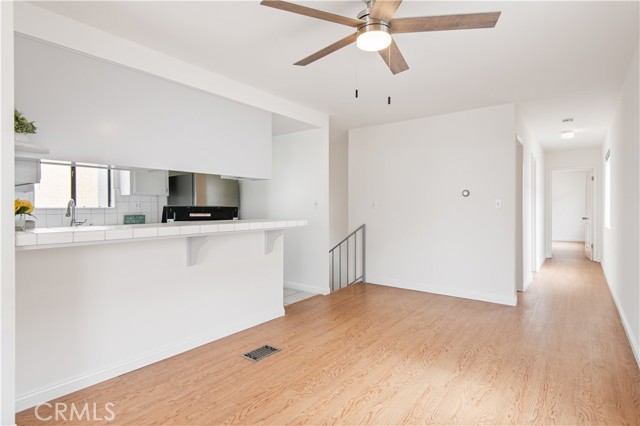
xmin=391 ymin=12 xmax=501 ymax=34
xmin=295 ymin=33 xmax=358 ymax=66
xmin=369 ymin=0 xmax=403 ymax=23
xmin=260 ymin=0 xmax=363 ymax=28
xmin=379 ymin=38 xmax=409 ymax=75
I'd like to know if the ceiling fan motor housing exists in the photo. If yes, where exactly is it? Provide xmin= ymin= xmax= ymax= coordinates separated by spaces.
xmin=356 ymin=8 xmax=391 ymax=51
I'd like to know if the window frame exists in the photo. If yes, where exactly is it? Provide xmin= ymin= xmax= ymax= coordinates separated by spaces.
xmin=36 ymin=162 xmax=114 ymax=209
xmin=69 ymin=165 xmax=113 ymax=208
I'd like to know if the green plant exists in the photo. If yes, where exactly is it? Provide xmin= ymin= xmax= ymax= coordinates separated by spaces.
xmin=14 ymin=109 xmax=37 ymax=134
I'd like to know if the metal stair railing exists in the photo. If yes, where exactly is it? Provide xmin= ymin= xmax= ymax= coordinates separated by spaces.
xmin=329 ymin=224 xmax=366 ymax=292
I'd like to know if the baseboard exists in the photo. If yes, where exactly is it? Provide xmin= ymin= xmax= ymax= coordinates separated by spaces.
xmin=606 ymin=281 xmax=640 ymax=368
xmin=16 ymin=307 xmax=285 ymax=412
xmin=367 ymin=276 xmax=517 ymax=306
xmin=284 ymin=280 xmax=328 ymax=295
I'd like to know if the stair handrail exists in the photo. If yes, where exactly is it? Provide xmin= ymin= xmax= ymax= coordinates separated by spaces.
xmin=329 ymin=224 xmax=366 ymax=291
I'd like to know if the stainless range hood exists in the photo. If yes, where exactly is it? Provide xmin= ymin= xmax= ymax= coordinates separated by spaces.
xmin=168 ymin=172 xmax=239 ymax=207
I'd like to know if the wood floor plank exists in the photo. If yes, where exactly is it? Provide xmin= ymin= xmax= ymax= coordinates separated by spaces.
xmin=16 ymin=242 xmax=640 ymax=425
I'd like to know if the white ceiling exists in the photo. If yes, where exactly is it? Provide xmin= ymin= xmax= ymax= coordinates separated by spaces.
xmin=31 ymin=1 xmax=639 ymax=149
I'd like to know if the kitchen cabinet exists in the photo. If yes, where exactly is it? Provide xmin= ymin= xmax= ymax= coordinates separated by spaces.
xmin=14 ymin=140 xmax=47 ymax=190
xmin=15 ymin=159 xmax=41 ymax=189
xmin=119 ymin=170 xmax=168 ymax=196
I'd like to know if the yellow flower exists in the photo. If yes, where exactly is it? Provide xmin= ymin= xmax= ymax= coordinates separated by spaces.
xmin=15 ymin=199 xmax=34 ymax=215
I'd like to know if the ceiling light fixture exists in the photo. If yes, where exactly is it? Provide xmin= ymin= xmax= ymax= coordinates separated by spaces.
xmin=356 ymin=23 xmax=392 ymax=52
xmin=561 ymin=130 xmax=575 ymax=140
xmin=355 ymin=7 xmax=392 ymax=52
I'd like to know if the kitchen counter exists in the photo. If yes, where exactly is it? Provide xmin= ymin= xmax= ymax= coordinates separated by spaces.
xmin=15 ymin=219 xmax=307 ymax=249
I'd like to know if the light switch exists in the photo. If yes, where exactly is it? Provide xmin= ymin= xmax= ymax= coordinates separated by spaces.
xmin=495 ymin=199 xmax=502 ymax=208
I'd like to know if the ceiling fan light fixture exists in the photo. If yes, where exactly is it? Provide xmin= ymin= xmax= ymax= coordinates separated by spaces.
xmin=356 ymin=24 xmax=392 ymax=52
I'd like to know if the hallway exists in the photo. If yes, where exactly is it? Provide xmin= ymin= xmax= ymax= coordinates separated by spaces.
xmin=516 ymin=241 xmax=640 ymax=424
xmin=17 ymin=244 xmax=640 ymax=425
xmin=551 ymin=240 xmax=593 ymax=260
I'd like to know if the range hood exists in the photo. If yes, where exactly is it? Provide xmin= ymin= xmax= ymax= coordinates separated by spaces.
xmin=168 ymin=172 xmax=239 ymax=207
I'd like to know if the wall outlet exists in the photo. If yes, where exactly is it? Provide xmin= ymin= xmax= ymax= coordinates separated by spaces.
xmin=134 ymin=202 xmax=143 ymax=210
xmin=495 ymin=199 xmax=502 ymax=208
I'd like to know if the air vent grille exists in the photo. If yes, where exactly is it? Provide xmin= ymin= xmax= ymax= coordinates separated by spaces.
xmin=242 ymin=345 xmax=280 ymax=362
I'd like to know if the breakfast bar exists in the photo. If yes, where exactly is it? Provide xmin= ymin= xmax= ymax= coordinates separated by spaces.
xmin=15 ymin=220 xmax=306 ymax=411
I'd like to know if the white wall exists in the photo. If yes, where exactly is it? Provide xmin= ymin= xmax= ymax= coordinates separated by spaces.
xmin=15 ymin=35 xmax=272 ymax=179
xmin=0 ymin=2 xmax=16 ymax=423
xmin=515 ymin=109 xmax=546 ymax=291
xmin=552 ymin=170 xmax=587 ymax=242
xmin=545 ymin=148 xmax=602 ymax=260
xmin=329 ymin=134 xmax=349 ymax=247
xmin=349 ymin=104 xmax=517 ymax=306
xmin=241 ymin=129 xmax=330 ymax=295
xmin=601 ymin=47 xmax=639 ymax=366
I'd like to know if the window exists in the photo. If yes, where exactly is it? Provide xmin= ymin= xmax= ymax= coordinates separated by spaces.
xmin=35 ymin=163 xmax=113 ymax=208
xmin=604 ymin=149 xmax=611 ymax=229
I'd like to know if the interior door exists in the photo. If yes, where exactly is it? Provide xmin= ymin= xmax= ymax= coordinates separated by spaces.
xmin=583 ymin=174 xmax=594 ymax=260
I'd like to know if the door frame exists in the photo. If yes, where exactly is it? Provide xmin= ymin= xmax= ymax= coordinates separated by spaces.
xmin=546 ymin=166 xmax=599 ymax=260
xmin=515 ymin=138 xmax=524 ymax=291
xmin=584 ymin=171 xmax=595 ymax=260
xmin=531 ymin=155 xmax=537 ymax=272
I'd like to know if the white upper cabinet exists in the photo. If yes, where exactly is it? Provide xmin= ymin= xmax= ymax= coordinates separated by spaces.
xmin=119 ymin=170 xmax=168 ymax=196
xmin=15 ymin=159 xmax=41 ymax=189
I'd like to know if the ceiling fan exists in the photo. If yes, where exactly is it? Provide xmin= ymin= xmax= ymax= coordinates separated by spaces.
xmin=260 ymin=0 xmax=501 ymax=75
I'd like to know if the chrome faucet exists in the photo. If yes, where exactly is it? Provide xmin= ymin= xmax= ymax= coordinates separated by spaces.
xmin=65 ymin=199 xmax=87 ymax=227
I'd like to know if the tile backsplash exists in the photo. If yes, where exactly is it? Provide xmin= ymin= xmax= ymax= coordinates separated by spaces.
xmin=15 ymin=188 xmax=167 ymax=228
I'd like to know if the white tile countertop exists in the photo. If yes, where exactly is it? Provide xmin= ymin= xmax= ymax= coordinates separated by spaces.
xmin=15 ymin=219 xmax=307 ymax=250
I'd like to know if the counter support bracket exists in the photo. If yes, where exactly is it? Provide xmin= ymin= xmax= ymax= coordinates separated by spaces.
xmin=187 ymin=236 xmax=209 ymax=266
xmin=265 ymin=230 xmax=284 ymax=255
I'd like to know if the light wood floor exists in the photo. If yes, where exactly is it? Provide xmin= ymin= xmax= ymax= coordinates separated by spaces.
xmin=17 ymin=242 xmax=640 ymax=425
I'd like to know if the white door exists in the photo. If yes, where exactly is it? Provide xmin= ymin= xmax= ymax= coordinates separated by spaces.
xmin=583 ymin=174 xmax=594 ymax=260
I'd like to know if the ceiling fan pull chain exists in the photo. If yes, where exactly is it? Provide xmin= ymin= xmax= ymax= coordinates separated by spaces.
xmin=355 ymin=44 xmax=359 ymax=99
xmin=388 ymin=45 xmax=390 ymax=105
xmin=387 ymin=46 xmax=391 ymax=105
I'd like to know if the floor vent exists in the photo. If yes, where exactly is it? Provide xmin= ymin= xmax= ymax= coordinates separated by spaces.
xmin=243 ymin=345 xmax=280 ymax=362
